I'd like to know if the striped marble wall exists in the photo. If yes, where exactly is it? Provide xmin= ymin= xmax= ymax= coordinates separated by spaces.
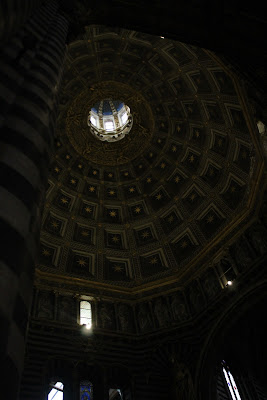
xmin=0 ymin=0 xmax=44 ymax=44
xmin=0 ymin=0 xmax=68 ymax=398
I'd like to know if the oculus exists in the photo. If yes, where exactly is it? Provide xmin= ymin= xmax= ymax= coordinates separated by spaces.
xmin=88 ymin=99 xmax=133 ymax=142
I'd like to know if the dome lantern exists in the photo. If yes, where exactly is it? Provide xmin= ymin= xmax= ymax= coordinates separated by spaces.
xmin=88 ymin=99 xmax=133 ymax=142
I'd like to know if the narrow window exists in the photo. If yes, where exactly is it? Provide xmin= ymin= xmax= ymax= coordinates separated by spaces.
xmin=80 ymin=301 xmax=92 ymax=329
xmin=48 ymin=381 xmax=64 ymax=400
xmin=121 ymin=112 xmax=128 ymax=125
xmin=222 ymin=361 xmax=242 ymax=400
xmin=105 ymin=121 xmax=114 ymax=131
xmin=90 ymin=115 xmax=97 ymax=127
xmin=80 ymin=380 xmax=93 ymax=400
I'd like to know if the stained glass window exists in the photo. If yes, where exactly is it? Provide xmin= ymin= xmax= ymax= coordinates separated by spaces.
xmin=222 ymin=361 xmax=242 ymax=400
xmin=80 ymin=301 xmax=92 ymax=329
xmin=48 ymin=381 xmax=64 ymax=400
xmin=80 ymin=381 xmax=93 ymax=400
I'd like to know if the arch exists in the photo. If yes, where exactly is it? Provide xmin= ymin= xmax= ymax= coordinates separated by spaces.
xmin=42 ymin=358 xmax=74 ymax=400
xmin=196 ymin=279 xmax=267 ymax=400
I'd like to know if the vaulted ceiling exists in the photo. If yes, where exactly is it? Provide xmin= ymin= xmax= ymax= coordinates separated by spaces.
xmin=37 ymin=25 xmax=263 ymax=297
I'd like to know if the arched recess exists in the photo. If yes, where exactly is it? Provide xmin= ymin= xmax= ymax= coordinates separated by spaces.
xmin=42 ymin=358 xmax=74 ymax=400
xmin=196 ymin=279 xmax=267 ymax=400
xmin=105 ymin=362 xmax=132 ymax=399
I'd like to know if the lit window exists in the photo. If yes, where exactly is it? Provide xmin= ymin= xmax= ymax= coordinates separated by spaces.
xmin=121 ymin=112 xmax=128 ymax=125
xmin=80 ymin=381 xmax=93 ymax=400
xmin=80 ymin=301 xmax=92 ymax=329
xmin=105 ymin=121 xmax=114 ymax=131
xmin=88 ymin=99 xmax=133 ymax=142
xmin=222 ymin=362 xmax=242 ymax=400
xmin=48 ymin=382 xmax=63 ymax=400
xmin=90 ymin=115 xmax=97 ymax=127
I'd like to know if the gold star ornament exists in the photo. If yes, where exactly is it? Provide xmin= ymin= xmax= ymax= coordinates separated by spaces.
xmin=189 ymin=154 xmax=195 ymax=163
xmin=77 ymin=258 xmax=87 ymax=266
xmin=113 ymin=265 xmax=123 ymax=272
xmin=51 ymin=221 xmax=59 ymax=229
xmin=111 ymin=235 xmax=120 ymax=243
xmin=61 ymin=197 xmax=68 ymax=204
xmin=206 ymin=215 xmax=214 ymax=223
xmin=141 ymin=230 xmax=150 ymax=239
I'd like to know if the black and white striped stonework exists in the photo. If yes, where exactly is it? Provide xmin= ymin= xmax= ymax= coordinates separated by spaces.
xmin=0 ymin=1 xmax=68 ymax=398
xmin=0 ymin=0 xmax=45 ymax=44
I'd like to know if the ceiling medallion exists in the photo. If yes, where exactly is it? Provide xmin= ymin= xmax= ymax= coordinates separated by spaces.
xmin=88 ymin=99 xmax=133 ymax=142
xmin=66 ymin=81 xmax=155 ymax=166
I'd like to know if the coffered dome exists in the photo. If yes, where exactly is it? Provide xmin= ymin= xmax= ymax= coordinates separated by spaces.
xmin=38 ymin=25 xmax=263 ymax=298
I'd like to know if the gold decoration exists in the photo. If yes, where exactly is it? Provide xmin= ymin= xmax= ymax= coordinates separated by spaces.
xmin=190 ymin=193 xmax=196 ymax=202
xmin=141 ymin=231 xmax=150 ymax=239
xmin=206 ymin=215 xmax=214 ymax=223
xmin=42 ymin=249 xmax=51 ymax=257
xmin=61 ymin=197 xmax=69 ymax=204
xmin=113 ymin=265 xmax=123 ymax=272
xmin=189 ymin=154 xmax=195 ymax=163
xmin=77 ymin=258 xmax=87 ymax=266
xmin=110 ymin=236 xmax=119 ymax=245
xmin=168 ymin=215 xmax=174 ymax=223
